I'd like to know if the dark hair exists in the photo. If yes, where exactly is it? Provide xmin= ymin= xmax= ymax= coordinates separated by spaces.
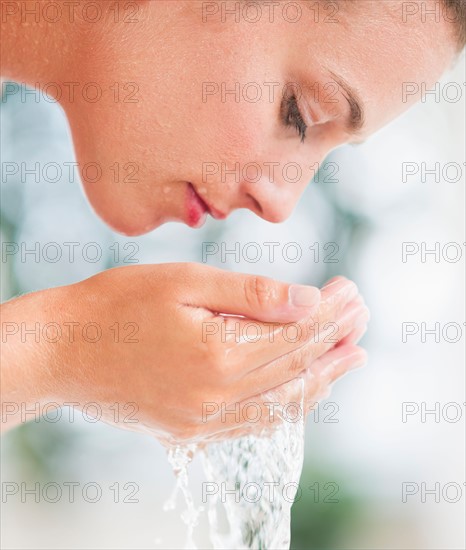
xmin=444 ymin=0 xmax=466 ymax=49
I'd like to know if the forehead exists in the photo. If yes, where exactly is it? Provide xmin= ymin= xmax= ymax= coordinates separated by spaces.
xmin=301 ymin=0 xmax=457 ymax=133
xmin=323 ymin=0 xmax=456 ymax=64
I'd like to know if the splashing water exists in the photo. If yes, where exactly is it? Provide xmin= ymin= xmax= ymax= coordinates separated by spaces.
xmin=165 ymin=377 xmax=306 ymax=550
xmin=164 ymin=444 xmax=202 ymax=549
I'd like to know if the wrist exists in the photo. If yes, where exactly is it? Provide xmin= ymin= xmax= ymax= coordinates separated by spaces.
xmin=1 ymin=285 xmax=74 ymax=430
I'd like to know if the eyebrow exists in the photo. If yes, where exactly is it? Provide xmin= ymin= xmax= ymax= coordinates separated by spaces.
xmin=327 ymin=69 xmax=365 ymax=136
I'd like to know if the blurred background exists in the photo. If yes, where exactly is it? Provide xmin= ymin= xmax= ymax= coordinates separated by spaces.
xmin=1 ymin=59 xmax=465 ymax=548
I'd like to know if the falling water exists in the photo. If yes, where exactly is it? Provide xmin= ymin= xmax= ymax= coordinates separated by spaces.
xmin=165 ymin=377 xmax=306 ymax=550
xmin=164 ymin=443 xmax=202 ymax=550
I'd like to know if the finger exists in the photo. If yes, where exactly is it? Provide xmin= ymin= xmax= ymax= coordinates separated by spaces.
xmin=197 ymin=377 xmax=306 ymax=442
xmin=304 ymin=344 xmax=367 ymax=411
xmin=260 ymin=344 xmax=367 ymax=421
xmin=306 ymin=342 xmax=368 ymax=386
xmin=198 ymin=345 xmax=368 ymax=442
xmin=183 ymin=263 xmax=322 ymax=322
xmin=213 ymin=276 xmax=362 ymax=371
xmin=337 ymin=323 xmax=368 ymax=347
xmin=235 ymin=300 xmax=369 ymax=395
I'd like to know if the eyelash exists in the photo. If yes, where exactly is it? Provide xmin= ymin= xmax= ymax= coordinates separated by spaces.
xmin=282 ymin=95 xmax=308 ymax=143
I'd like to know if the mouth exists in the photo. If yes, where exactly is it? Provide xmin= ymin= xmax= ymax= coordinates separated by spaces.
xmin=185 ymin=183 xmax=226 ymax=228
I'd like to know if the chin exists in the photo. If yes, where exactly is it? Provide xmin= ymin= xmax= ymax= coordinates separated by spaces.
xmin=100 ymin=213 xmax=164 ymax=237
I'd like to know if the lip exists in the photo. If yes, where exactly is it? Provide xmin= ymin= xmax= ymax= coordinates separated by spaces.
xmin=186 ymin=183 xmax=227 ymax=227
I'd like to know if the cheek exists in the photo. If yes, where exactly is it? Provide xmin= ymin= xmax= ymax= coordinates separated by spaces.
xmin=146 ymin=72 xmax=272 ymax=189
xmin=65 ymin=100 xmax=166 ymax=235
xmin=196 ymin=91 xmax=273 ymax=160
xmin=208 ymin=110 xmax=267 ymax=163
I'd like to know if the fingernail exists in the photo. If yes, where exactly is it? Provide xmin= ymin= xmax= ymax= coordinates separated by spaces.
xmin=322 ymin=278 xmax=358 ymax=301
xmin=289 ymin=285 xmax=321 ymax=308
xmin=346 ymin=351 xmax=368 ymax=371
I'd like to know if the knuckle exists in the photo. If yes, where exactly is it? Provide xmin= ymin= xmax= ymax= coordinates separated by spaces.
xmin=244 ymin=276 xmax=278 ymax=310
xmin=295 ymin=320 xmax=311 ymax=346
xmin=288 ymin=353 xmax=303 ymax=374
xmin=204 ymin=340 xmax=230 ymax=377
xmin=307 ymin=338 xmax=324 ymax=362
xmin=183 ymin=261 xmax=204 ymax=279
xmin=300 ymin=342 xmax=315 ymax=364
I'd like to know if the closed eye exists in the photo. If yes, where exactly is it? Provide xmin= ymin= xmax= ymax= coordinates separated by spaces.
xmin=281 ymin=94 xmax=308 ymax=143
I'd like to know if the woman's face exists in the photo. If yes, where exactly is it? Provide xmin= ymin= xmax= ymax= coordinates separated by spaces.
xmin=62 ymin=0 xmax=457 ymax=235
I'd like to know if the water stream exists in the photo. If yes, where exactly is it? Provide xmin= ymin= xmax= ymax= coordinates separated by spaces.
xmin=165 ymin=377 xmax=306 ymax=549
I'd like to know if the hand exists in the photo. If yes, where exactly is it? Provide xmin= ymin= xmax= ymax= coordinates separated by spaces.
xmin=1 ymin=264 xmax=368 ymax=444
xmin=186 ymin=276 xmax=369 ymax=443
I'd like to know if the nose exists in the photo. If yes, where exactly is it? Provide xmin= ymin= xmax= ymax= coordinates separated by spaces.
xmin=239 ymin=165 xmax=308 ymax=223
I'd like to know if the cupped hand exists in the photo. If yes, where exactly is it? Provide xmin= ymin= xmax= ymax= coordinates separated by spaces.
xmin=54 ymin=264 xmax=368 ymax=444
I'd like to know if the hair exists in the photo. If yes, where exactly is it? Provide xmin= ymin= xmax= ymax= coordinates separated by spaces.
xmin=443 ymin=0 xmax=466 ymax=49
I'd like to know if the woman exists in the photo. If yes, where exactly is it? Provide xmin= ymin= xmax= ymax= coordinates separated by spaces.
xmin=1 ymin=0 xmax=464 ymax=443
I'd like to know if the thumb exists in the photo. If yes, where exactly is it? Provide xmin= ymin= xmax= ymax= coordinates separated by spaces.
xmin=187 ymin=265 xmax=321 ymax=323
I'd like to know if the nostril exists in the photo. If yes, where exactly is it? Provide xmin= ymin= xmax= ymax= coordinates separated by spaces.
xmin=244 ymin=193 xmax=291 ymax=223
xmin=246 ymin=193 xmax=263 ymax=215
